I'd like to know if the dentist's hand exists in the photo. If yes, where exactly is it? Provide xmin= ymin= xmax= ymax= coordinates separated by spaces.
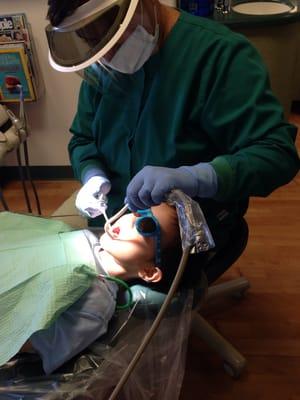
xmin=125 ymin=163 xmax=218 ymax=211
xmin=76 ymin=176 xmax=111 ymax=218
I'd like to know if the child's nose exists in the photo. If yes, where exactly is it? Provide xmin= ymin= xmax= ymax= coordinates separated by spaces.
xmin=112 ymin=227 xmax=120 ymax=235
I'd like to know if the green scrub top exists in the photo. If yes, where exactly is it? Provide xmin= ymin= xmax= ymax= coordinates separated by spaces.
xmin=69 ymin=11 xmax=299 ymax=242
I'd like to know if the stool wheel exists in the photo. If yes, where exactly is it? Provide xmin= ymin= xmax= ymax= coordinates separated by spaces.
xmin=231 ymin=288 xmax=249 ymax=300
xmin=223 ymin=362 xmax=244 ymax=379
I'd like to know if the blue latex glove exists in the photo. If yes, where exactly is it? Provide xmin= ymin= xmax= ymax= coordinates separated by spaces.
xmin=125 ymin=163 xmax=218 ymax=211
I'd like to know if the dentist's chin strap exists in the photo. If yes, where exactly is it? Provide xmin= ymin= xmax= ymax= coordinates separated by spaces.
xmin=104 ymin=204 xmax=130 ymax=234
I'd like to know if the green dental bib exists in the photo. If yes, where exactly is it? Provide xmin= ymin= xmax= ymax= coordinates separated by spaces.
xmin=0 ymin=212 xmax=97 ymax=366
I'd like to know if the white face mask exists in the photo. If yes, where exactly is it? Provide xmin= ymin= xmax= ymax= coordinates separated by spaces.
xmin=101 ymin=5 xmax=159 ymax=74
xmin=102 ymin=24 xmax=159 ymax=74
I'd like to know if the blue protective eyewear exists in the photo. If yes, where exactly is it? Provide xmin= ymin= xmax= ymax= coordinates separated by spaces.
xmin=135 ymin=209 xmax=161 ymax=268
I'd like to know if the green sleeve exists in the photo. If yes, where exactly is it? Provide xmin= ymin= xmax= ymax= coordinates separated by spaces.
xmin=69 ymin=81 xmax=107 ymax=183
xmin=199 ymin=35 xmax=299 ymax=201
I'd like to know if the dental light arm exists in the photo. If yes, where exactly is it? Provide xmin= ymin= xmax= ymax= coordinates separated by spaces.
xmin=0 ymin=104 xmax=24 ymax=162
xmin=6 ymin=84 xmax=28 ymax=141
xmin=0 ymin=86 xmax=41 ymax=214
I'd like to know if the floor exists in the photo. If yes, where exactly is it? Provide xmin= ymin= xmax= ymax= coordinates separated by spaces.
xmin=1 ymin=109 xmax=299 ymax=399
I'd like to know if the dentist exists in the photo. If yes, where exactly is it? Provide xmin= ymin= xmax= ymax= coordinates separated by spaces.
xmin=46 ymin=0 xmax=299 ymax=247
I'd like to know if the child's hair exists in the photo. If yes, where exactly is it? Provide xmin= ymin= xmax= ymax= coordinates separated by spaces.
xmin=155 ymin=241 xmax=208 ymax=294
xmin=47 ymin=0 xmax=89 ymax=26
xmin=158 ymin=207 xmax=181 ymax=291
xmin=148 ymin=204 xmax=206 ymax=293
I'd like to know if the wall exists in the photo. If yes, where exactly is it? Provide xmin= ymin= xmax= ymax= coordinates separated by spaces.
xmin=292 ymin=30 xmax=300 ymax=101
xmin=161 ymin=0 xmax=178 ymax=5
xmin=1 ymin=0 xmax=81 ymax=166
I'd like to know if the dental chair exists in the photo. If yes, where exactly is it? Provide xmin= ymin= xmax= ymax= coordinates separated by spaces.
xmin=52 ymin=191 xmax=250 ymax=379
xmin=0 ymin=192 xmax=250 ymax=399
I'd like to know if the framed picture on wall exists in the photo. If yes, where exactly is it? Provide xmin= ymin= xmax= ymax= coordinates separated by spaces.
xmin=0 ymin=43 xmax=36 ymax=102
xmin=0 ymin=12 xmax=40 ymax=102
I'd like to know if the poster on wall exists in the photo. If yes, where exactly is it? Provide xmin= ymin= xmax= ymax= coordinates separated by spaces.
xmin=0 ymin=13 xmax=39 ymax=102
xmin=0 ymin=43 xmax=36 ymax=102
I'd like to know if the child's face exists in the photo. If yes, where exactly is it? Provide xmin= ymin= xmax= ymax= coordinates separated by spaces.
xmin=100 ymin=212 xmax=155 ymax=269
xmin=99 ymin=204 xmax=179 ymax=275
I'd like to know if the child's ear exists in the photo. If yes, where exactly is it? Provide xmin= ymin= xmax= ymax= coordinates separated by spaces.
xmin=138 ymin=266 xmax=162 ymax=283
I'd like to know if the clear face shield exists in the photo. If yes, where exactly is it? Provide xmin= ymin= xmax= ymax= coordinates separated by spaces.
xmin=46 ymin=0 xmax=160 ymax=92
xmin=45 ymin=0 xmax=139 ymax=73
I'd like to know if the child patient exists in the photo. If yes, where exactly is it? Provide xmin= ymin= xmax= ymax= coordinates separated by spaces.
xmin=0 ymin=203 xmax=181 ymax=375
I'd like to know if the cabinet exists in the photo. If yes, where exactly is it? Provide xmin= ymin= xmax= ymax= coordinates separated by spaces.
xmin=231 ymin=22 xmax=299 ymax=116
xmin=292 ymin=32 xmax=300 ymax=101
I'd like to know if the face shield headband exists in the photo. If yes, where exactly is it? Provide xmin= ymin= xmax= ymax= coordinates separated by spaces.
xmin=45 ymin=0 xmax=139 ymax=72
